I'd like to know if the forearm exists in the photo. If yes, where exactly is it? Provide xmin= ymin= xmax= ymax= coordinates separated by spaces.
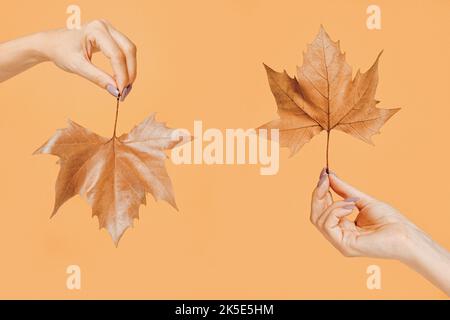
xmin=0 ymin=32 xmax=49 ymax=82
xmin=403 ymin=227 xmax=450 ymax=295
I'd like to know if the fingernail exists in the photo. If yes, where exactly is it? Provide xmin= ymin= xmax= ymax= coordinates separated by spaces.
xmin=120 ymin=84 xmax=133 ymax=101
xmin=317 ymin=174 xmax=327 ymax=187
xmin=120 ymin=87 xmax=128 ymax=101
xmin=107 ymin=84 xmax=119 ymax=98
xmin=343 ymin=205 xmax=355 ymax=210
xmin=345 ymin=197 xmax=360 ymax=203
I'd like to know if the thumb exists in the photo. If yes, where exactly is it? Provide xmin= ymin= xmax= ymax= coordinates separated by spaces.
xmin=75 ymin=58 xmax=119 ymax=97
xmin=328 ymin=172 xmax=374 ymax=208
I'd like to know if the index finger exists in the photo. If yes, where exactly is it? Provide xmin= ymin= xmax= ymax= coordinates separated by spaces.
xmin=103 ymin=22 xmax=137 ymax=84
xmin=328 ymin=172 xmax=374 ymax=209
xmin=86 ymin=24 xmax=129 ymax=92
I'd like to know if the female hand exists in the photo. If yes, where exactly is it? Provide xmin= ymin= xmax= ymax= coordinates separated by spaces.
xmin=311 ymin=169 xmax=415 ymax=261
xmin=311 ymin=169 xmax=450 ymax=295
xmin=0 ymin=20 xmax=136 ymax=100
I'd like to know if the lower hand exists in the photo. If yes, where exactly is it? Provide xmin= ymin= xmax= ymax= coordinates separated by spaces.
xmin=310 ymin=169 xmax=450 ymax=295
xmin=311 ymin=169 xmax=419 ymax=262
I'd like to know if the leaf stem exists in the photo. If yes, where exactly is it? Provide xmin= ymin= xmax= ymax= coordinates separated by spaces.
xmin=113 ymin=95 xmax=120 ymax=138
xmin=326 ymin=130 xmax=330 ymax=174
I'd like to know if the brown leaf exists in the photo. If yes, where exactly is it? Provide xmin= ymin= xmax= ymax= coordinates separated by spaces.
xmin=34 ymin=114 xmax=184 ymax=245
xmin=259 ymin=26 xmax=400 ymax=159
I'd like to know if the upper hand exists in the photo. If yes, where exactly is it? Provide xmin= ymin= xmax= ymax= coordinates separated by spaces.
xmin=40 ymin=20 xmax=136 ymax=100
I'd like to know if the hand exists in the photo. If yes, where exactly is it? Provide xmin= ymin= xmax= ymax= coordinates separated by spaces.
xmin=0 ymin=20 xmax=136 ymax=100
xmin=40 ymin=20 xmax=136 ymax=100
xmin=310 ymin=169 xmax=450 ymax=295
xmin=311 ymin=169 xmax=419 ymax=261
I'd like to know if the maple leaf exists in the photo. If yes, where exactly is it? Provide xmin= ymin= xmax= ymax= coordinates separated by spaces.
xmin=34 ymin=112 xmax=185 ymax=245
xmin=259 ymin=26 xmax=400 ymax=169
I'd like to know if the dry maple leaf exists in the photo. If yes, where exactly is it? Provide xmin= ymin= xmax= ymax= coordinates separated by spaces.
xmin=34 ymin=106 xmax=185 ymax=245
xmin=259 ymin=26 xmax=400 ymax=169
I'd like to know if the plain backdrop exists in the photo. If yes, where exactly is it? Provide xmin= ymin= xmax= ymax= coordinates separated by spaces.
xmin=0 ymin=0 xmax=448 ymax=299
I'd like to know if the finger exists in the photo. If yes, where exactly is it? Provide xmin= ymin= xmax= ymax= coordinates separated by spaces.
xmin=103 ymin=22 xmax=137 ymax=84
xmin=312 ymin=168 xmax=329 ymax=200
xmin=339 ymin=218 xmax=358 ymax=232
xmin=75 ymin=58 xmax=119 ymax=96
xmin=324 ymin=205 xmax=355 ymax=230
xmin=323 ymin=206 xmax=356 ymax=254
xmin=328 ymin=172 xmax=374 ymax=209
xmin=86 ymin=25 xmax=129 ymax=92
xmin=317 ymin=200 xmax=356 ymax=229
xmin=310 ymin=168 xmax=331 ymax=224
xmin=325 ymin=190 xmax=333 ymax=207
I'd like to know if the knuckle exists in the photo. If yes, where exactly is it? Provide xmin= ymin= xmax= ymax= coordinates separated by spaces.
xmin=317 ymin=217 xmax=326 ymax=229
xmin=341 ymin=250 xmax=352 ymax=258
xmin=341 ymin=249 xmax=357 ymax=258
xmin=98 ymin=19 xmax=110 ymax=26
xmin=112 ymin=50 xmax=126 ymax=62
xmin=125 ymin=43 xmax=137 ymax=55
xmin=88 ymin=19 xmax=107 ymax=30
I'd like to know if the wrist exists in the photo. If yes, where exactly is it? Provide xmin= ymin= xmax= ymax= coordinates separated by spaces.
xmin=399 ymin=225 xmax=450 ymax=295
xmin=398 ymin=225 xmax=424 ymax=265
xmin=27 ymin=32 xmax=52 ymax=63
xmin=400 ymin=223 xmax=450 ymax=272
xmin=391 ymin=222 xmax=430 ymax=265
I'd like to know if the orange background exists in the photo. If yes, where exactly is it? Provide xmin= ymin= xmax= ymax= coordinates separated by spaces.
xmin=0 ymin=0 xmax=449 ymax=299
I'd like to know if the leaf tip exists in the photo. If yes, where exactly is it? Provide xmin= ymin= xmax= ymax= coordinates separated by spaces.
xmin=318 ymin=24 xmax=330 ymax=39
xmin=389 ymin=107 xmax=402 ymax=118
xmin=373 ymin=50 xmax=384 ymax=66
xmin=109 ymin=227 xmax=128 ymax=247
xmin=32 ymin=147 xmax=41 ymax=156
xmin=263 ymin=63 xmax=273 ymax=73
xmin=288 ymin=146 xmax=300 ymax=158
xmin=169 ymin=198 xmax=179 ymax=211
